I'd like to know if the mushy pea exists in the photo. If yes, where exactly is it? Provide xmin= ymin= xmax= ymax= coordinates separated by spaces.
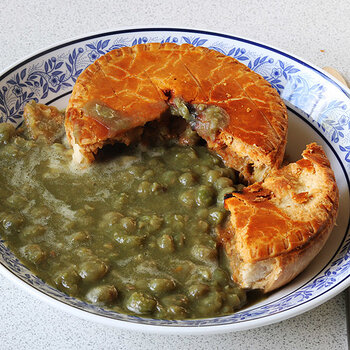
xmin=0 ymin=121 xmax=247 ymax=319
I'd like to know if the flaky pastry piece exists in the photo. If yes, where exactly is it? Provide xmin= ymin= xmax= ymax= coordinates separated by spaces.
xmin=222 ymin=143 xmax=339 ymax=293
xmin=65 ymin=43 xmax=288 ymax=182
xmin=23 ymin=101 xmax=65 ymax=143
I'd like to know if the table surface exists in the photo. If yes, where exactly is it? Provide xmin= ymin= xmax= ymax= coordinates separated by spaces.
xmin=0 ymin=1 xmax=349 ymax=349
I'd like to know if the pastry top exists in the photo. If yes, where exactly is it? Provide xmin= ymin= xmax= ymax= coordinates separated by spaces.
xmin=65 ymin=43 xmax=287 ymax=174
xmin=224 ymin=143 xmax=339 ymax=263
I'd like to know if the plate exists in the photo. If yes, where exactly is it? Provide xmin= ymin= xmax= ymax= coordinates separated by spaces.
xmin=0 ymin=27 xmax=349 ymax=334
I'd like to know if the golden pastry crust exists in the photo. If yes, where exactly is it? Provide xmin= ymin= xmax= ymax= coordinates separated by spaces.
xmin=65 ymin=43 xmax=288 ymax=182
xmin=23 ymin=100 xmax=65 ymax=143
xmin=63 ymin=43 xmax=338 ymax=293
xmin=223 ymin=143 xmax=339 ymax=292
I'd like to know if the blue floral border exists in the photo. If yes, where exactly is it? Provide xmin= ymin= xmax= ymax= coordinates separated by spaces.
xmin=0 ymin=29 xmax=349 ymax=328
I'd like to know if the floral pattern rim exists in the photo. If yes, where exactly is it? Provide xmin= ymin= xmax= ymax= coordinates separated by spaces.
xmin=0 ymin=28 xmax=349 ymax=330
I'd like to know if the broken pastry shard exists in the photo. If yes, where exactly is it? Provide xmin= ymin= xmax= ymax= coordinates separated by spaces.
xmin=23 ymin=101 xmax=65 ymax=143
xmin=65 ymin=43 xmax=288 ymax=182
xmin=223 ymin=143 xmax=339 ymax=293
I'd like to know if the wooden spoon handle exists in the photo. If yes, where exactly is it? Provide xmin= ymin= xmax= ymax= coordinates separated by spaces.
xmin=323 ymin=66 xmax=348 ymax=86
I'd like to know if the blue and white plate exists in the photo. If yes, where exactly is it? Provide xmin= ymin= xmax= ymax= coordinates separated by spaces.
xmin=0 ymin=27 xmax=349 ymax=334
